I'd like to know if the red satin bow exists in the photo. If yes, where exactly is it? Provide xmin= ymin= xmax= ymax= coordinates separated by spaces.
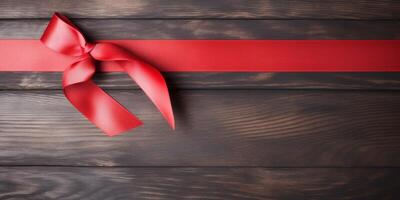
xmin=40 ymin=13 xmax=174 ymax=136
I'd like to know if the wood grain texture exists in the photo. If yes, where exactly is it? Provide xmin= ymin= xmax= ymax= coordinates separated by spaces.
xmin=1 ymin=19 xmax=399 ymax=39
xmin=0 ymin=167 xmax=399 ymax=200
xmin=1 ymin=0 xmax=399 ymax=198
xmin=0 ymin=0 xmax=399 ymax=19
xmin=1 ymin=72 xmax=400 ymax=90
xmin=0 ymin=90 xmax=399 ymax=166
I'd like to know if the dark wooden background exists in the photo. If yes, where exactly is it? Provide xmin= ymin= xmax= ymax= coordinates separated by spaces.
xmin=1 ymin=0 xmax=400 ymax=199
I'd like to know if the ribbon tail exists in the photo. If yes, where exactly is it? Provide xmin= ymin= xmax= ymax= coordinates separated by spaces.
xmin=123 ymin=60 xmax=175 ymax=129
xmin=89 ymin=43 xmax=175 ymax=129
xmin=64 ymin=59 xmax=142 ymax=136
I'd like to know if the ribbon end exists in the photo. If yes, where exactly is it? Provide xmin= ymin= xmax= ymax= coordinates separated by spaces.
xmin=164 ymin=109 xmax=175 ymax=130
xmin=99 ymin=119 xmax=143 ymax=137
xmin=170 ymin=120 xmax=176 ymax=130
xmin=105 ymin=120 xmax=143 ymax=137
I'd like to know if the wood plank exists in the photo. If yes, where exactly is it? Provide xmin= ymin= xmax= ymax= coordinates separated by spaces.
xmin=0 ymin=0 xmax=399 ymax=19
xmin=1 ymin=19 xmax=399 ymax=39
xmin=0 ymin=167 xmax=398 ymax=199
xmin=1 ymin=72 xmax=400 ymax=90
xmin=0 ymin=90 xmax=399 ymax=166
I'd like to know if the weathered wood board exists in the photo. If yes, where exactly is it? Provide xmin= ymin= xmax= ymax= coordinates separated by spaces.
xmin=0 ymin=90 xmax=400 ymax=167
xmin=0 ymin=167 xmax=398 ymax=200
xmin=0 ymin=0 xmax=399 ymax=198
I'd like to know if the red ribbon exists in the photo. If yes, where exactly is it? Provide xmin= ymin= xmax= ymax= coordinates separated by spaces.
xmin=1 ymin=40 xmax=399 ymax=72
xmin=40 ymin=13 xmax=174 ymax=136
xmin=0 ymin=14 xmax=399 ymax=136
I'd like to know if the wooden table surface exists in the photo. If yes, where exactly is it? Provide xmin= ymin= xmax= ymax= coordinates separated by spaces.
xmin=0 ymin=0 xmax=400 ymax=199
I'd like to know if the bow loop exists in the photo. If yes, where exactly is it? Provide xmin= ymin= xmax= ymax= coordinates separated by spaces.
xmin=41 ymin=13 xmax=88 ymax=56
xmin=41 ymin=13 xmax=175 ymax=136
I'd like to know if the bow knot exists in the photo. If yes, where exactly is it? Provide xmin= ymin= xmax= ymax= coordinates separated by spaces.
xmin=40 ymin=13 xmax=175 ymax=136
xmin=83 ymin=43 xmax=95 ymax=54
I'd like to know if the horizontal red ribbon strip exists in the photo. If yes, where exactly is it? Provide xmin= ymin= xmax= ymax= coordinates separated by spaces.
xmin=1 ymin=40 xmax=399 ymax=72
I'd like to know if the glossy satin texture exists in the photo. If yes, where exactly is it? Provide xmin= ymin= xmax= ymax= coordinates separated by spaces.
xmin=41 ymin=13 xmax=174 ymax=136
xmin=1 ymin=40 xmax=399 ymax=72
